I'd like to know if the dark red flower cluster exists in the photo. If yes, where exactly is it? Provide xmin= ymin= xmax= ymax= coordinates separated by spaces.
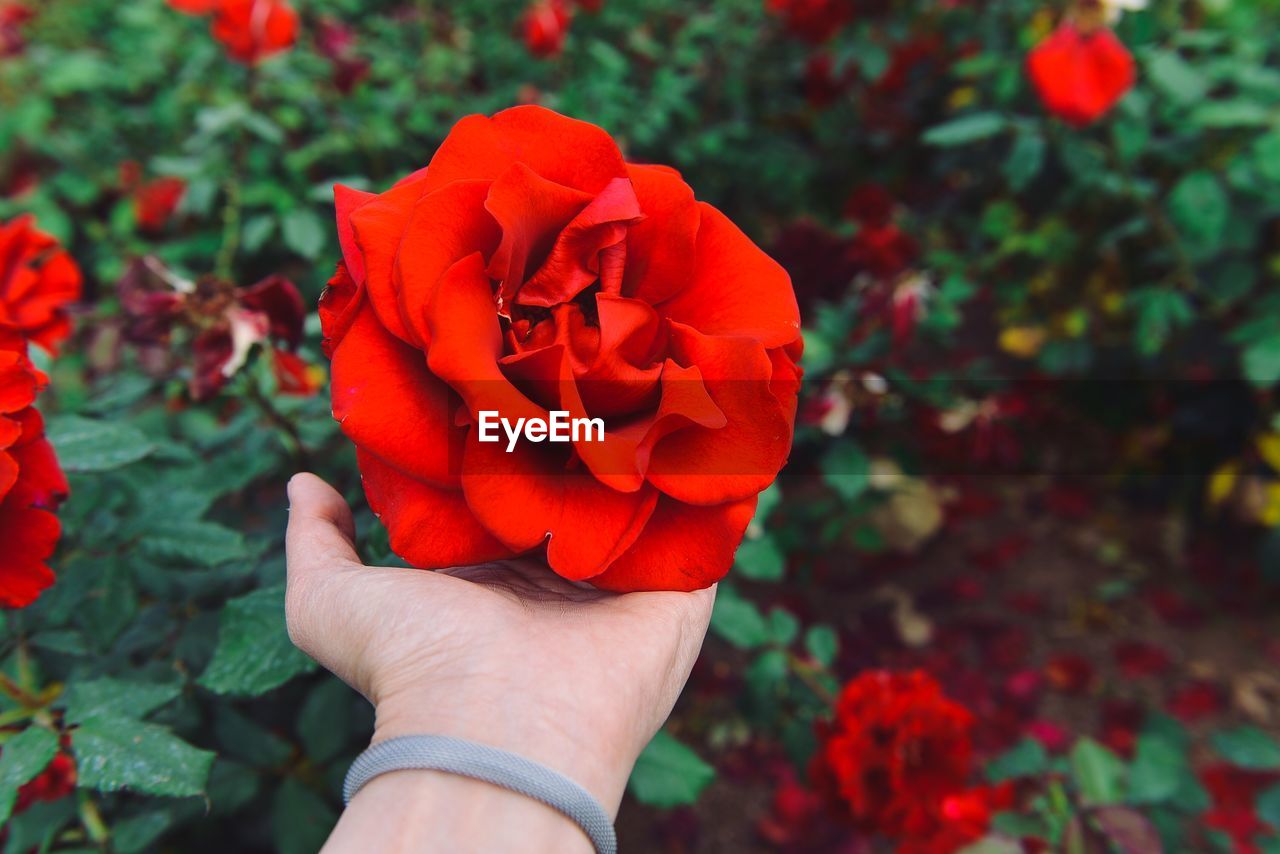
xmin=167 ymin=0 xmax=298 ymax=65
xmin=118 ymin=259 xmax=318 ymax=400
xmin=813 ymin=670 xmax=1011 ymax=849
xmin=0 ymin=215 xmax=82 ymax=355
xmin=1200 ymin=764 xmax=1279 ymax=852
xmin=765 ymin=0 xmax=855 ymax=44
xmin=846 ymin=184 xmax=916 ymax=281
xmin=1027 ymin=23 xmax=1134 ymax=126
xmin=122 ymin=167 xmax=186 ymax=234
xmin=0 ymin=1 xmax=32 ymax=58
xmin=315 ymin=16 xmax=369 ymax=93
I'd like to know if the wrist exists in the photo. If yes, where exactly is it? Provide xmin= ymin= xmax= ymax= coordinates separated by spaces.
xmin=371 ymin=685 xmax=639 ymax=814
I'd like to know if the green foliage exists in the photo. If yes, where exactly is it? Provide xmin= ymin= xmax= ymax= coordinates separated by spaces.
xmin=199 ymin=585 xmax=316 ymax=696
xmin=628 ymin=730 xmax=715 ymax=808
xmin=0 ymin=728 xmax=60 ymax=823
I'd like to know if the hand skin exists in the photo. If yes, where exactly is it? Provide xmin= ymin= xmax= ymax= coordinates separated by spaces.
xmin=283 ymin=473 xmax=717 ymax=853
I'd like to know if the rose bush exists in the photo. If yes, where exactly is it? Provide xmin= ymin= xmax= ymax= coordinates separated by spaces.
xmin=322 ymin=105 xmax=802 ymax=591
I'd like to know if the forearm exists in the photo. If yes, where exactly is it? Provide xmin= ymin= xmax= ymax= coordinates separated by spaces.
xmin=323 ymin=769 xmax=595 ymax=854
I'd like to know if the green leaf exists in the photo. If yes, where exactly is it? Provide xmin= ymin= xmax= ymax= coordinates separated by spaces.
xmin=986 ymin=738 xmax=1049 ymax=783
xmin=112 ymin=809 xmax=177 ymax=854
xmin=822 ymin=440 xmax=870 ymax=501
xmin=62 ymin=678 xmax=181 ymax=724
xmin=735 ymin=536 xmax=785 ymax=581
xmin=1004 ymin=130 xmax=1046 ymax=190
xmin=768 ymin=608 xmax=799 ymax=646
xmin=923 ymin=112 xmax=1007 ymax=146
xmin=140 ymin=520 xmax=247 ymax=567
xmin=1211 ymin=726 xmax=1280 ymax=769
xmin=1070 ymin=738 xmax=1126 ymax=805
xmin=1258 ymin=783 xmax=1280 ymax=828
xmin=45 ymin=415 xmax=154 ymax=472
xmin=272 ymin=778 xmax=338 ymax=854
xmin=0 ymin=727 xmax=59 ymax=824
xmin=1146 ymin=50 xmax=1210 ymax=104
xmin=1128 ymin=733 xmax=1185 ymax=804
xmin=298 ymin=678 xmax=355 ymax=764
xmin=709 ymin=586 xmax=771 ymax=649
xmin=199 ymin=585 xmax=317 ymax=696
xmin=628 ymin=730 xmax=715 ymax=808
xmin=1168 ymin=171 xmax=1228 ymax=256
xmin=804 ymin=625 xmax=839 ymax=667
xmin=1132 ymin=288 xmax=1194 ymax=357
xmin=282 ymin=208 xmax=327 ymax=259
xmin=1242 ymin=337 xmax=1280 ymax=388
xmin=72 ymin=716 xmax=214 ymax=797
xmin=1189 ymin=100 xmax=1273 ymax=128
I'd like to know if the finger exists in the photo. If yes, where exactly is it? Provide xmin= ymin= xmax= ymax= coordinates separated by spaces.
xmin=286 ymin=472 xmax=361 ymax=573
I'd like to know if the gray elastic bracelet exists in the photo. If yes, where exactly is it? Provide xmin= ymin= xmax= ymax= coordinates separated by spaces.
xmin=343 ymin=735 xmax=617 ymax=854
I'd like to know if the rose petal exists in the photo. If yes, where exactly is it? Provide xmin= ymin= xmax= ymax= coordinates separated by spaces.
xmin=332 ymin=300 xmax=462 ymax=487
xmin=622 ymin=163 xmax=700 ymax=305
xmin=657 ymin=203 xmax=800 ymax=349
xmin=590 ymin=495 xmax=757 ymax=592
xmin=0 ymin=501 xmax=58 ymax=608
xmin=348 ymin=170 xmax=433 ymax=345
xmin=358 ymin=449 xmax=513 ymax=568
xmin=334 ymin=183 xmax=376 ymax=285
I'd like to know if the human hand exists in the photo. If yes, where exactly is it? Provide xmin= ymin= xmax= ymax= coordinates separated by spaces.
xmin=284 ymin=472 xmax=716 ymax=848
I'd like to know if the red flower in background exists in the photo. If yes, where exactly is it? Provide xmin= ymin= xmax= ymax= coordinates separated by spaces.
xmin=814 ymin=670 xmax=977 ymax=837
xmin=898 ymin=784 xmax=1015 ymax=854
xmin=118 ymin=259 xmax=312 ymax=400
xmin=14 ymin=750 xmax=75 ymax=811
xmin=322 ymin=106 xmax=801 ymax=592
xmin=0 ymin=329 xmax=67 ymax=608
xmin=1027 ymin=24 xmax=1134 ymax=126
xmin=0 ymin=1 xmax=33 ymax=58
xmin=209 ymin=0 xmax=297 ymax=65
xmin=315 ymin=17 xmax=370 ymax=93
xmin=133 ymin=177 xmax=186 ymax=233
xmin=1200 ymin=764 xmax=1278 ymax=852
xmin=0 ymin=215 xmax=82 ymax=354
xmin=520 ymin=0 xmax=571 ymax=57
xmin=766 ymin=0 xmax=854 ymax=44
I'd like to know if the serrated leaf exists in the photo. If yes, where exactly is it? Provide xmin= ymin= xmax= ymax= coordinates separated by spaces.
xmin=112 ymin=808 xmax=177 ymax=854
xmin=1127 ymin=733 xmax=1185 ymax=804
xmin=628 ymin=731 xmax=715 ymax=808
xmin=1211 ymin=725 xmax=1280 ymax=769
xmin=1071 ymin=738 xmax=1126 ymax=805
xmin=72 ymin=716 xmax=214 ymax=797
xmin=45 ymin=415 xmax=154 ymax=472
xmin=199 ymin=585 xmax=317 ymax=696
xmin=923 ymin=112 xmax=1007 ymax=146
xmin=0 ymin=727 xmax=59 ymax=824
xmin=140 ymin=521 xmax=247 ymax=567
xmin=61 ymin=678 xmax=181 ymax=725
xmin=298 ymin=678 xmax=355 ymax=764
xmin=1147 ymin=50 xmax=1209 ymax=104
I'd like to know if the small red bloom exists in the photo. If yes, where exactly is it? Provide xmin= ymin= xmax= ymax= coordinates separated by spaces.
xmin=0 ymin=215 xmax=82 ymax=354
xmin=134 ymin=177 xmax=186 ymax=233
xmin=0 ymin=329 xmax=67 ymax=608
xmin=210 ymin=0 xmax=298 ymax=65
xmin=898 ymin=783 xmax=1015 ymax=854
xmin=847 ymin=223 xmax=917 ymax=280
xmin=1168 ymin=680 xmax=1225 ymax=723
xmin=802 ymin=54 xmax=853 ymax=109
xmin=765 ymin=0 xmax=854 ymax=44
xmin=0 ymin=1 xmax=33 ymax=57
xmin=845 ymin=184 xmax=896 ymax=228
xmin=814 ymin=670 xmax=975 ymax=837
xmin=1114 ymin=640 xmax=1171 ymax=678
xmin=271 ymin=348 xmax=323 ymax=397
xmin=1200 ymin=764 xmax=1278 ymax=852
xmin=520 ymin=0 xmax=571 ymax=57
xmin=1027 ymin=24 xmax=1135 ymax=127
xmin=1044 ymin=652 xmax=1095 ymax=694
xmin=315 ymin=16 xmax=369 ymax=93
xmin=14 ymin=751 xmax=76 ymax=811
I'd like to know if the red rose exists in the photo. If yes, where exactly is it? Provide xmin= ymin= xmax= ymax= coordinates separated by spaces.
xmin=519 ymin=0 xmax=571 ymax=58
xmin=14 ymin=751 xmax=76 ymax=811
xmin=0 ymin=329 xmax=67 ymax=608
xmin=765 ymin=0 xmax=854 ymax=44
xmin=134 ymin=176 xmax=186 ymax=233
xmin=315 ymin=16 xmax=369 ymax=93
xmin=813 ymin=670 xmax=975 ymax=837
xmin=321 ymin=106 xmax=802 ymax=592
xmin=0 ymin=1 xmax=33 ymax=58
xmin=0 ymin=215 xmax=82 ymax=354
xmin=210 ymin=0 xmax=298 ymax=65
xmin=1027 ymin=24 xmax=1134 ymax=127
